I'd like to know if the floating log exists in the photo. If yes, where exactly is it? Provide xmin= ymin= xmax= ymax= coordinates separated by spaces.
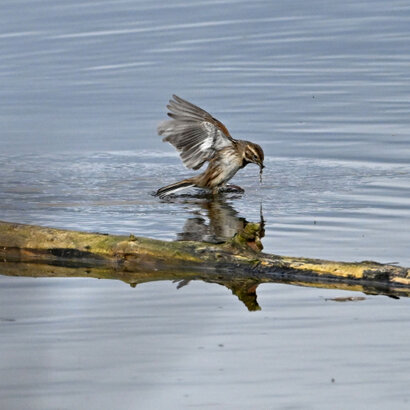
xmin=0 ymin=220 xmax=409 ymax=310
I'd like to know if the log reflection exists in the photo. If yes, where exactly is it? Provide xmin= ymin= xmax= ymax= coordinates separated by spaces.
xmin=1 ymin=260 xmax=406 ymax=312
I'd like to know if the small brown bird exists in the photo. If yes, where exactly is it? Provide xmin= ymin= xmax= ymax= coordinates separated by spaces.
xmin=155 ymin=95 xmax=264 ymax=196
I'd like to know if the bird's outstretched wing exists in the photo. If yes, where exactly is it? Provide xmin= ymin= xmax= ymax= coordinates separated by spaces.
xmin=158 ymin=95 xmax=236 ymax=170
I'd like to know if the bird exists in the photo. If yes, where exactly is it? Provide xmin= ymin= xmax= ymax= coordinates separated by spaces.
xmin=155 ymin=95 xmax=264 ymax=196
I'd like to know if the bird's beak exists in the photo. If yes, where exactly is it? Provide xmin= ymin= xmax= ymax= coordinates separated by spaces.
xmin=260 ymin=163 xmax=265 ymax=170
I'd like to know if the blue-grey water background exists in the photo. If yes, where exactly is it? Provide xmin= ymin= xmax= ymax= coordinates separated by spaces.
xmin=1 ymin=0 xmax=410 ymax=409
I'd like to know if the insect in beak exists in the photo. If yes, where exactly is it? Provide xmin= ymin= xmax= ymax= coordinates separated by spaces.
xmin=259 ymin=163 xmax=264 ymax=183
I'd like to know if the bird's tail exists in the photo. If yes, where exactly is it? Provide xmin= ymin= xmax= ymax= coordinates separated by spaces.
xmin=155 ymin=178 xmax=195 ymax=196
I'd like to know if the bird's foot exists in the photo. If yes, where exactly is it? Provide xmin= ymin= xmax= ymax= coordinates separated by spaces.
xmin=221 ymin=184 xmax=245 ymax=194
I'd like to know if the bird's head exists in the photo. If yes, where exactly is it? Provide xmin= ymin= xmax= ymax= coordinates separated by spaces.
xmin=243 ymin=142 xmax=265 ymax=170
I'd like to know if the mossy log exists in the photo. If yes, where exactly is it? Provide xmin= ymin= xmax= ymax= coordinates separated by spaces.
xmin=0 ymin=220 xmax=409 ymax=310
xmin=1 ymin=220 xmax=408 ymax=286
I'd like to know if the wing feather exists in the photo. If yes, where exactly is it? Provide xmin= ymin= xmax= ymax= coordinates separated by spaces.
xmin=158 ymin=95 xmax=235 ymax=170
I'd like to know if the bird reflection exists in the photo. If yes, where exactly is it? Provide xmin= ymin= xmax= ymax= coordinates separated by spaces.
xmin=158 ymin=194 xmax=266 ymax=310
xmin=173 ymin=195 xmax=265 ymax=244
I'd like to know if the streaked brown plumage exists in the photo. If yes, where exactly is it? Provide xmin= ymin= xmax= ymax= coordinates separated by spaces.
xmin=156 ymin=95 xmax=264 ymax=196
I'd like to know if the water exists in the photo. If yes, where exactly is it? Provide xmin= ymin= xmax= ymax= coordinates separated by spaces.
xmin=1 ymin=0 xmax=410 ymax=408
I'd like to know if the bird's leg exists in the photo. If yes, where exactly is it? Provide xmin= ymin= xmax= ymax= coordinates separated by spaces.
xmin=221 ymin=184 xmax=245 ymax=193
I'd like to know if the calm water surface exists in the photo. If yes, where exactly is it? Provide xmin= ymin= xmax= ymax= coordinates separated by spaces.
xmin=1 ymin=0 xmax=410 ymax=409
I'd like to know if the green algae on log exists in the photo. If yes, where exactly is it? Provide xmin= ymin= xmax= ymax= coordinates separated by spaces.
xmin=0 ymin=220 xmax=409 ymax=296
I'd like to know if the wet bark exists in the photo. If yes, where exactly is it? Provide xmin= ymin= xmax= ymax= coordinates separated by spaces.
xmin=0 ymin=220 xmax=409 ymax=310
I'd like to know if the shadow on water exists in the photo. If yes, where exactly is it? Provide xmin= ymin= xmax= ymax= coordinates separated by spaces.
xmin=0 ymin=196 xmax=406 ymax=311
